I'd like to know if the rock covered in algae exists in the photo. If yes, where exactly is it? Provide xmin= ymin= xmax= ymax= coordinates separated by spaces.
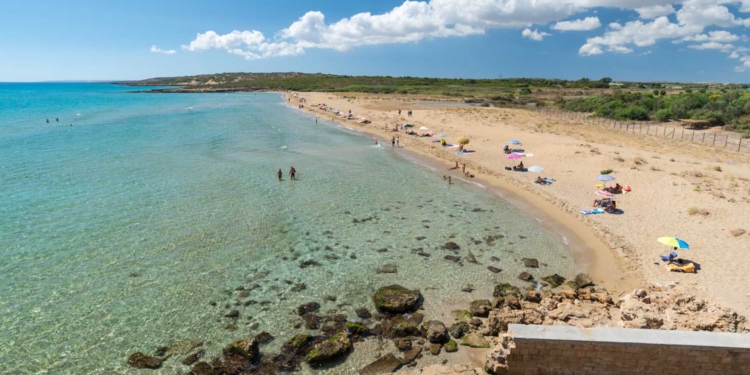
xmin=373 ymin=284 xmax=421 ymax=313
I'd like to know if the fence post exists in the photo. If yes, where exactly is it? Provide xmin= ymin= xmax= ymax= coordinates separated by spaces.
xmin=725 ymin=136 xmax=729 ymax=148
xmin=702 ymin=133 xmax=706 ymax=143
xmin=672 ymin=128 xmax=675 ymax=139
xmin=663 ymin=127 xmax=666 ymax=136
xmin=681 ymin=128 xmax=684 ymax=140
xmin=712 ymin=134 xmax=717 ymax=147
xmin=740 ymin=137 xmax=744 ymax=152
xmin=691 ymin=131 xmax=695 ymax=142
xmin=647 ymin=125 xmax=650 ymax=135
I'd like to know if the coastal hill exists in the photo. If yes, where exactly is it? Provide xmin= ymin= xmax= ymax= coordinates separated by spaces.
xmin=123 ymin=73 xmax=750 ymax=137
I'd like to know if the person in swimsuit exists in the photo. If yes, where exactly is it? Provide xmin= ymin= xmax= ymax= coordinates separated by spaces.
xmin=290 ymin=167 xmax=296 ymax=180
xmin=277 ymin=169 xmax=283 ymax=181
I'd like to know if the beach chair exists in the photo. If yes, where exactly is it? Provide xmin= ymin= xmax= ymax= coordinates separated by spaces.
xmin=659 ymin=251 xmax=678 ymax=262
xmin=595 ymin=184 xmax=604 ymax=190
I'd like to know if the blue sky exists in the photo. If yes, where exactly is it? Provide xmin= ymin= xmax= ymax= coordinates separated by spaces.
xmin=2 ymin=0 xmax=750 ymax=82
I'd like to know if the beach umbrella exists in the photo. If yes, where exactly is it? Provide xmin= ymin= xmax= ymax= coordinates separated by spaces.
xmin=402 ymin=123 xmax=414 ymax=128
xmin=528 ymin=166 xmax=544 ymax=173
xmin=457 ymin=137 xmax=470 ymax=145
xmin=657 ymin=237 xmax=690 ymax=249
xmin=595 ymin=190 xmax=615 ymax=198
xmin=509 ymin=139 xmax=521 ymax=145
xmin=507 ymin=154 xmax=523 ymax=159
xmin=419 ymin=126 xmax=429 ymax=130
xmin=438 ymin=133 xmax=448 ymax=138
xmin=596 ymin=175 xmax=616 ymax=182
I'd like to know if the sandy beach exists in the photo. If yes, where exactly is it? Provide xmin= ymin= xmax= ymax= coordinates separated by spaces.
xmin=288 ymin=92 xmax=750 ymax=319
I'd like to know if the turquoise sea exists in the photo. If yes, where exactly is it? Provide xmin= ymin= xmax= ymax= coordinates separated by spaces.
xmin=0 ymin=83 xmax=576 ymax=374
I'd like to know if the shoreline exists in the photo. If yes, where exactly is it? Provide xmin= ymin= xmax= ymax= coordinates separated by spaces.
xmin=282 ymin=92 xmax=639 ymax=294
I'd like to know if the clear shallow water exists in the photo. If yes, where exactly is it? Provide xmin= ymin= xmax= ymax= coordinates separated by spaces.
xmin=0 ymin=84 xmax=576 ymax=374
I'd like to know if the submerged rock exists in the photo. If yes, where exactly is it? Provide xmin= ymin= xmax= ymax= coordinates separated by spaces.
xmin=522 ymin=258 xmax=539 ymax=268
xmin=305 ymin=332 xmax=352 ymax=365
xmin=443 ymin=242 xmax=460 ymax=250
xmin=487 ymin=266 xmax=502 ymax=274
xmin=355 ymin=307 xmax=372 ymax=319
xmin=187 ymin=361 xmax=214 ymax=375
xmin=429 ymin=343 xmax=442 ymax=355
xmin=127 ymin=352 xmax=162 ymax=369
xmin=376 ymin=264 xmax=398 ymax=274
xmin=182 ymin=350 xmax=204 ymax=366
xmin=297 ymin=302 xmax=321 ymax=316
xmin=254 ymin=331 xmax=274 ymax=345
xmin=359 ymin=353 xmax=402 ymax=375
xmin=518 ymin=272 xmax=534 ymax=282
xmin=373 ymin=285 xmax=421 ymax=313
xmin=282 ymin=334 xmax=313 ymax=355
xmin=345 ymin=322 xmax=369 ymax=335
xmin=444 ymin=255 xmax=461 ymax=263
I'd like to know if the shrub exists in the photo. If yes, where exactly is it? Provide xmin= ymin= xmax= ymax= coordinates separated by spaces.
xmin=687 ymin=207 xmax=709 ymax=216
xmin=600 ymin=169 xmax=614 ymax=174
xmin=654 ymin=108 xmax=673 ymax=122
xmin=714 ymin=166 xmax=722 ymax=172
xmin=614 ymin=156 xmax=625 ymax=162
xmin=634 ymin=157 xmax=648 ymax=165
xmin=730 ymin=228 xmax=747 ymax=237
xmin=687 ymin=207 xmax=699 ymax=215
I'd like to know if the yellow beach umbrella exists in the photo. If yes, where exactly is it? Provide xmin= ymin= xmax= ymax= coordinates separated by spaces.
xmin=657 ymin=237 xmax=690 ymax=249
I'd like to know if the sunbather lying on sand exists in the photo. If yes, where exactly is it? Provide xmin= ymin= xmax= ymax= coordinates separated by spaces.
xmin=593 ymin=198 xmax=612 ymax=207
xmin=605 ymin=201 xmax=617 ymax=213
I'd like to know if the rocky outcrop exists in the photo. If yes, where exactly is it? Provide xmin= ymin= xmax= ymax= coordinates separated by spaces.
xmin=470 ymin=300 xmax=492 ymax=317
xmin=373 ymin=285 xmax=421 ymax=313
xmin=450 ymin=321 xmax=470 ymax=339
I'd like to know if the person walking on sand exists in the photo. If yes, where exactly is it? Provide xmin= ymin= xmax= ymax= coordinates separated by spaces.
xmin=398 ymin=109 xmax=401 ymax=115
xmin=290 ymin=167 xmax=296 ymax=180
xmin=277 ymin=169 xmax=283 ymax=181
xmin=462 ymin=163 xmax=466 ymax=174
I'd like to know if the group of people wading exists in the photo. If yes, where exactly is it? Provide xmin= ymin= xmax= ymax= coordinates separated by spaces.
xmin=277 ymin=166 xmax=297 ymax=181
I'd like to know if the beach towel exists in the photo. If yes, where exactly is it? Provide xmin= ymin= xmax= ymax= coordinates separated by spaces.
xmin=543 ymin=178 xmax=555 ymax=185
xmin=580 ymin=208 xmax=604 ymax=215
xmin=456 ymin=151 xmax=475 ymax=155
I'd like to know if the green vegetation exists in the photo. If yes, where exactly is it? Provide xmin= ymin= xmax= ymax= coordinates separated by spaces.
xmin=560 ymin=90 xmax=750 ymax=137
xmin=600 ymin=169 xmax=614 ymax=175
xmin=123 ymin=72 xmax=750 ymax=137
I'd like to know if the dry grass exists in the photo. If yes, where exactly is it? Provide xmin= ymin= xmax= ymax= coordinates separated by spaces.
xmin=714 ymin=166 xmax=723 ymax=172
xmin=634 ymin=157 xmax=648 ymax=165
xmin=687 ymin=207 xmax=710 ymax=216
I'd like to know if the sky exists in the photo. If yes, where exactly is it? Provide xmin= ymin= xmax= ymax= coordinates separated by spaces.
xmin=3 ymin=0 xmax=750 ymax=82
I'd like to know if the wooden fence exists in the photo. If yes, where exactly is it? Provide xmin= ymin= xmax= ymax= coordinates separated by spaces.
xmin=531 ymin=107 xmax=749 ymax=153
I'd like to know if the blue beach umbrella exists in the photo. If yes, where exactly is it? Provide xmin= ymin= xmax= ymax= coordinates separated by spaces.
xmin=438 ymin=133 xmax=448 ymax=138
xmin=596 ymin=175 xmax=616 ymax=182
xmin=657 ymin=237 xmax=690 ymax=249
xmin=509 ymin=139 xmax=521 ymax=145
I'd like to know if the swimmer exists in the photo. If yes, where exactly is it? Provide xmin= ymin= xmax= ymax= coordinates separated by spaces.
xmin=277 ymin=169 xmax=283 ymax=181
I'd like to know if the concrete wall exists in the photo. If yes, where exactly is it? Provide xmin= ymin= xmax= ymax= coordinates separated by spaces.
xmin=504 ymin=324 xmax=750 ymax=375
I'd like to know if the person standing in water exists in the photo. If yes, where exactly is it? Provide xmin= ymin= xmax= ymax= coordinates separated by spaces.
xmin=290 ymin=166 xmax=296 ymax=180
xmin=462 ymin=163 xmax=466 ymax=174
xmin=277 ymin=169 xmax=283 ymax=181
xmin=396 ymin=137 xmax=400 ymax=148
xmin=374 ymin=138 xmax=378 ymax=145
xmin=391 ymin=136 xmax=395 ymax=148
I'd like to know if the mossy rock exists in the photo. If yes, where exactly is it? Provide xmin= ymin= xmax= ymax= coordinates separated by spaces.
xmin=493 ymin=283 xmax=520 ymax=298
xmin=345 ymin=322 xmax=368 ymax=335
xmin=449 ymin=321 xmax=470 ymax=339
xmin=541 ymin=274 xmax=566 ymax=288
xmin=283 ymin=334 xmax=312 ymax=355
xmin=305 ymin=332 xmax=352 ymax=365
xmin=450 ymin=309 xmax=472 ymax=322
xmin=564 ymin=280 xmax=580 ymax=290
xmin=461 ymin=332 xmax=490 ymax=348
xmin=574 ymin=273 xmax=594 ymax=288
xmin=373 ymin=285 xmax=421 ymax=313
xmin=444 ymin=339 xmax=458 ymax=353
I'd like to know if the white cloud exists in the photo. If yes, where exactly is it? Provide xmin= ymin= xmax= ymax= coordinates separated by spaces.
xmin=688 ymin=41 xmax=734 ymax=51
xmin=729 ymin=51 xmax=740 ymax=58
xmin=682 ymin=30 xmax=740 ymax=43
xmin=150 ymin=45 xmax=176 ymax=55
xmin=522 ymin=28 xmax=551 ymax=41
xmin=173 ymin=0 xmax=749 ymax=70
xmin=551 ymin=17 xmax=601 ymax=31
xmin=635 ymin=4 xmax=675 ymax=19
